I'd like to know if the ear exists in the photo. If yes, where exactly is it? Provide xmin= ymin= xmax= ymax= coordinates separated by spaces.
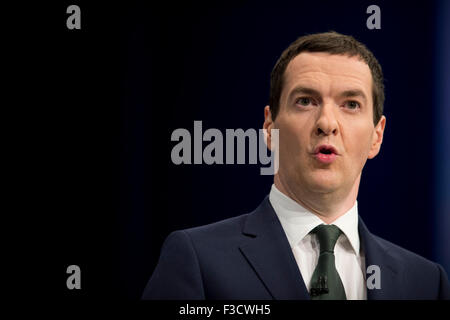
xmin=263 ymin=105 xmax=275 ymax=150
xmin=368 ymin=115 xmax=386 ymax=159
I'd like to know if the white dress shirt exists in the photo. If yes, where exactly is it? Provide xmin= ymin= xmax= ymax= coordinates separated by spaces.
xmin=269 ymin=184 xmax=367 ymax=300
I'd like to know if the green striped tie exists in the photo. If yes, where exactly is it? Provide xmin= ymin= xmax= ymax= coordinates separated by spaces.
xmin=309 ymin=224 xmax=347 ymax=300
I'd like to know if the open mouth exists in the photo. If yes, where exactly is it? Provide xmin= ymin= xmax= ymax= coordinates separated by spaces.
xmin=316 ymin=145 xmax=337 ymax=155
xmin=314 ymin=145 xmax=338 ymax=164
xmin=320 ymin=148 xmax=333 ymax=155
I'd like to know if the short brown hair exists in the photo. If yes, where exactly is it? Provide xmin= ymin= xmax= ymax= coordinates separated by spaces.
xmin=269 ymin=31 xmax=384 ymax=125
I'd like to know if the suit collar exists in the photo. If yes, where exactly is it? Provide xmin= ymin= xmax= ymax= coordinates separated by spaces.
xmin=239 ymin=195 xmax=406 ymax=300
xmin=269 ymin=184 xmax=361 ymax=255
xmin=358 ymin=217 xmax=405 ymax=299
xmin=240 ymin=195 xmax=310 ymax=300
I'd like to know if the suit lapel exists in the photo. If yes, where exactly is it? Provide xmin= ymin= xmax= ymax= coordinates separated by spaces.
xmin=239 ymin=196 xmax=310 ymax=300
xmin=239 ymin=197 xmax=405 ymax=300
xmin=358 ymin=218 xmax=405 ymax=299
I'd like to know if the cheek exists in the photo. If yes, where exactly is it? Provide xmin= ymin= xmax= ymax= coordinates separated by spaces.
xmin=344 ymin=127 xmax=374 ymax=164
xmin=278 ymin=119 xmax=309 ymax=156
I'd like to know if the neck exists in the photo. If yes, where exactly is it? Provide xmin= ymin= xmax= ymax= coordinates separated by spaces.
xmin=274 ymin=173 xmax=360 ymax=224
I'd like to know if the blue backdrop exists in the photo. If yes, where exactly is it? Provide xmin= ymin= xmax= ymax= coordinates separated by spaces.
xmin=434 ymin=0 xmax=450 ymax=281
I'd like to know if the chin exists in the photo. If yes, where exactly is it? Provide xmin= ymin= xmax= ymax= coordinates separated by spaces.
xmin=305 ymin=174 xmax=341 ymax=193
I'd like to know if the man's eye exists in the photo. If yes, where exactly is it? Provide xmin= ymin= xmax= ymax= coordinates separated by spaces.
xmin=344 ymin=101 xmax=361 ymax=109
xmin=296 ymin=97 xmax=312 ymax=106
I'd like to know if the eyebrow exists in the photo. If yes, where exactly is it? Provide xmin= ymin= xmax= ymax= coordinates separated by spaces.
xmin=288 ymin=86 xmax=367 ymax=103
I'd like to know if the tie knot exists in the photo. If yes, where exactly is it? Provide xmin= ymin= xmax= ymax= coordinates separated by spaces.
xmin=312 ymin=224 xmax=342 ymax=253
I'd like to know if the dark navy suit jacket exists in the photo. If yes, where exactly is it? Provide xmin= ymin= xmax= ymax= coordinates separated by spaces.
xmin=142 ymin=196 xmax=450 ymax=299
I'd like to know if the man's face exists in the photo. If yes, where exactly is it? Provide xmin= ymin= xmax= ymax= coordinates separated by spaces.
xmin=266 ymin=52 xmax=386 ymax=196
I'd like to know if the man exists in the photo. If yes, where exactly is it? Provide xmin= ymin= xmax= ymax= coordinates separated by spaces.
xmin=142 ymin=32 xmax=450 ymax=299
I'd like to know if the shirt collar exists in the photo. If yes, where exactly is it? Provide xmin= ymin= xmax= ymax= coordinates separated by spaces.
xmin=269 ymin=184 xmax=360 ymax=255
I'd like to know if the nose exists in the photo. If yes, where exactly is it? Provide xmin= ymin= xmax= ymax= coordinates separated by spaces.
xmin=315 ymin=101 xmax=338 ymax=136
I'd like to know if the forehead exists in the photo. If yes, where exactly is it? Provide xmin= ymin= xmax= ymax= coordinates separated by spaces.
xmin=283 ymin=52 xmax=373 ymax=95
